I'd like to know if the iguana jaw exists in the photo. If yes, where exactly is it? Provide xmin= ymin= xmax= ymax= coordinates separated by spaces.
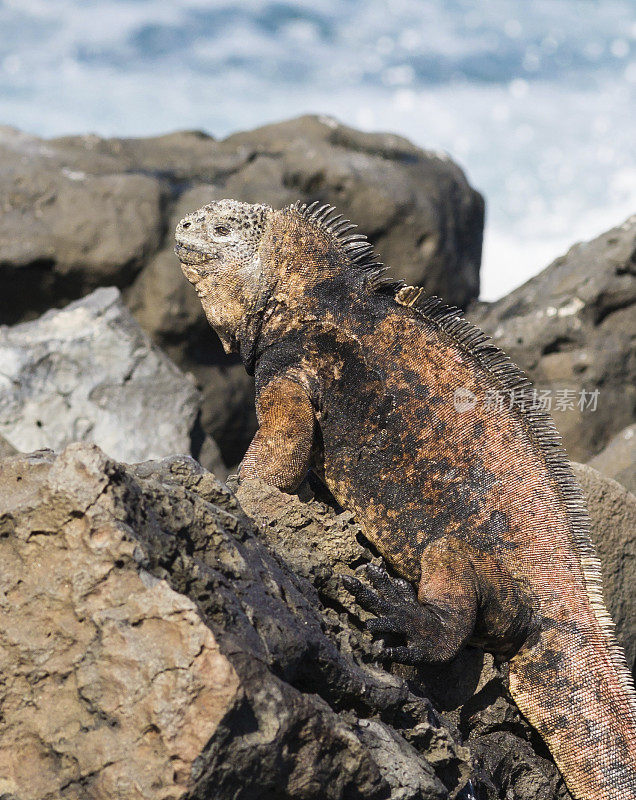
xmin=174 ymin=243 xmax=221 ymax=300
xmin=174 ymin=241 xmax=215 ymax=269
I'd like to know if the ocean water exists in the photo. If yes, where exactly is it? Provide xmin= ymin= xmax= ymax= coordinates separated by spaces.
xmin=0 ymin=0 xmax=634 ymax=300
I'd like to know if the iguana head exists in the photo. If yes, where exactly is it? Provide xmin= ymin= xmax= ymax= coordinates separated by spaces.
xmin=175 ymin=198 xmax=386 ymax=361
xmin=175 ymin=199 xmax=271 ymax=352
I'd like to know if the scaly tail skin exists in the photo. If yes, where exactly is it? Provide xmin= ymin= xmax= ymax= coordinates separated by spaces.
xmin=509 ymin=629 xmax=636 ymax=800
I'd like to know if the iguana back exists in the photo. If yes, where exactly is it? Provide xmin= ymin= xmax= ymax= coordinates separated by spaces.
xmin=298 ymin=284 xmax=636 ymax=799
xmin=175 ymin=198 xmax=636 ymax=799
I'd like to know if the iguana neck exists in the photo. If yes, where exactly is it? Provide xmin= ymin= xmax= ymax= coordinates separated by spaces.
xmin=235 ymin=269 xmax=278 ymax=375
xmin=238 ymin=210 xmax=364 ymax=373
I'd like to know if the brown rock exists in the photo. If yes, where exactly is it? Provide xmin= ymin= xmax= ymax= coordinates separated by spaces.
xmin=0 ymin=446 xmax=239 ymax=800
xmin=0 ymin=127 xmax=162 ymax=325
xmin=7 ymin=447 xmax=624 ymax=799
xmin=57 ymin=116 xmax=484 ymax=309
xmin=0 ymin=434 xmax=17 ymax=458
xmin=0 ymin=446 xmax=462 ymax=799
xmin=0 ymin=118 xmax=484 ymax=466
xmin=587 ymin=424 xmax=636 ymax=494
xmin=216 ymin=115 xmax=484 ymax=305
xmin=572 ymin=461 xmax=636 ymax=673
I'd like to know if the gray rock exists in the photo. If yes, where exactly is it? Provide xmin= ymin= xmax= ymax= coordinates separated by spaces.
xmin=572 ymin=462 xmax=636 ymax=674
xmin=468 ymin=216 xmax=636 ymax=462
xmin=0 ymin=118 xmax=484 ymax=466
xmin=587 ymin=424 xmax=636 ymax=494
xmin=0 ymin=288 xmax=222 ymax=471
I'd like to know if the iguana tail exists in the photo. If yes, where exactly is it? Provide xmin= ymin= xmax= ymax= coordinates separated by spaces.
xmin=509 ymin=622 xmax=636 ymax=799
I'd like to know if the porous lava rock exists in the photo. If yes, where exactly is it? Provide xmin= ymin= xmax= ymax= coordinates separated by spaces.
xmin=12 ymin=445 xmax=631 ymax=798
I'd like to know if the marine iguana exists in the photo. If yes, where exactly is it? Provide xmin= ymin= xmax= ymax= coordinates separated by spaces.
xmin=175 ymin=198 xmax=636 ymax=799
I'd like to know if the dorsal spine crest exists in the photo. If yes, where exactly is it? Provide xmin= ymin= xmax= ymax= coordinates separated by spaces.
xmin=289 ymin=200 xmax=388 ymax=283
xmin=398 ymin=288 xmax=636 ymax=711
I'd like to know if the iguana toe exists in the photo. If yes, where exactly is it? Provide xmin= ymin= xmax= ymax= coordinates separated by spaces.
xmin=342 ymin=573 xmax=394 ymax=617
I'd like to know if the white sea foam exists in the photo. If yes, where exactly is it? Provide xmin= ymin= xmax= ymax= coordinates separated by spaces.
xmin=0 ymin=0 xmax=634 ymax=300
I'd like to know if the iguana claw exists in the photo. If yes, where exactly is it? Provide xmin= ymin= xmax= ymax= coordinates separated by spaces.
xmin=343 ymin=564 xmax=430 ymax=664
xmin=342 ymin=573 xmax=394 ymax=616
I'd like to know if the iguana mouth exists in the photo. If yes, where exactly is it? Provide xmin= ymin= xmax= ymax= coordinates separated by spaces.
xmin=174 ymin=242 xmax=212 ymax=266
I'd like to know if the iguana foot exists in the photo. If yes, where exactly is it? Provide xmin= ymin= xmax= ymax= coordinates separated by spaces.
xmin=342 ymin=564 xmax=435 ymax=665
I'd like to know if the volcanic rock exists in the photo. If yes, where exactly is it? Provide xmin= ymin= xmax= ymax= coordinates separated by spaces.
xmin=468 ymin=216 xmax=636 ymax=462
xmin=0 ymin=117 xmax=484 ymax=465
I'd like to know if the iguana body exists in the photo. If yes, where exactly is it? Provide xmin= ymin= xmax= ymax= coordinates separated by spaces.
xmin=175 ymin=199 xmax=636 ymax=799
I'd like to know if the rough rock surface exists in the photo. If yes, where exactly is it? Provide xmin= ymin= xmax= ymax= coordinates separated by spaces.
xmin=0 ymin=117 xmax=484 ymax=465
xmin=468 ymin=216 xmax=636 ymax=462
xmin=0 ymin=127 xmax=162 ymax=324
xmin=587 ymin=424 xmax=636 ymax=495
xmin=0 ymin=288 xmax=222 ymax=472
xmin=572 ymin=462 xmax=636 ymax=675
xmin=0 ymin=445 xmax=462 ymax=800
xmin=0 ymin=447 xmax=240 ymax=800
xmin=0 ymin=434 xmax=17 ymax=458
xmin=9 ymin=444 xmax=622 ymax=799
xmin=59 ymin=115 xmax=484 ymax=310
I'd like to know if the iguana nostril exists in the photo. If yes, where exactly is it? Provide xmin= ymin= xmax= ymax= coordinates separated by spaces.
xmin=182 ymin=221 xmax=191 ymax=229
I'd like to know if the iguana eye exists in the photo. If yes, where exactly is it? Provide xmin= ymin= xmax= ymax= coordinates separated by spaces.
xmin=214 ymin=225 xmax=231 ymax=237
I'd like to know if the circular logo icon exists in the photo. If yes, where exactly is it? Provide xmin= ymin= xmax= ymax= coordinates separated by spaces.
xmin=454 ymin=387 xmax=477 ymax=413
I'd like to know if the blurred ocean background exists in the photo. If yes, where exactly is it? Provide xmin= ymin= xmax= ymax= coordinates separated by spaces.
xmin=0 ymin=0 xmax=634 ymax=299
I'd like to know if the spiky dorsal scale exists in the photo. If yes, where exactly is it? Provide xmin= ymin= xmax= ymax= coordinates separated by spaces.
xmin=395 ymin=286 xmax=636 ymax=711
xmin=290 ymin=201 xmax=392 ymax=283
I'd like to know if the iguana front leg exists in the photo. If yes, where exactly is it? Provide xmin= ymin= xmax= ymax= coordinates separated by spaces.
xmin=239 ymin=376 xmax=315 ymax=493
xmin=345 ymin=536 xmax=536 ymax=665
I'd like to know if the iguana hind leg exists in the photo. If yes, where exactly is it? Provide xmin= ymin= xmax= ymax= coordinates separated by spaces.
xmin=345 ymin=535 xmax=536 ymax=665
xmin=344 ymin=558 xmax=477 ymax=664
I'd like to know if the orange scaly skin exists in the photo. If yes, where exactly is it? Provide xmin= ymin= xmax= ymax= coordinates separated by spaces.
xmin=175 ymin=199 xmax=636 ymax=799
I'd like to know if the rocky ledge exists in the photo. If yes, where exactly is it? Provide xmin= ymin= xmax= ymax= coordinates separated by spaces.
xmin=1 ymin=444 xmax=634 ymax=800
